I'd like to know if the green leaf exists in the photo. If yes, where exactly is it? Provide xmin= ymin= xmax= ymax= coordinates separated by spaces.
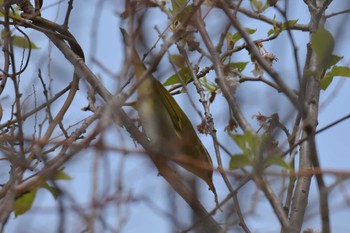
xmin=163 ymin=67 xmax=192 ymax=86
xmin=320 ymin=74 xmax=333 ymax=90
xmin=228 ymin=62 xmax=249 ymax=72
xmin=249 ymin=0 xmax=268 ymax=13
xmin=326 ymin=66 xmax=350 ymax=77
xmin=311 ymin=27 xmax=334 ymax=69
xmin=12 ymin=36 xmax=40 ymax=49
xmin=268 ymin=19 xmax=298 ymax=36
xmin=13 ymin=169 xmax=71 ymax=216
xmin=225 ymin=32 xmax=234 ymax=47
xmin=230 ymin=28 xmax=257 ymax=43
xmin=53 ymin=170 xmax=72 ymax=180
xmin=200 ymin=76 xmax=218 ymax=92
xmin=229 ymin=131 xmax=262 ymax=156
xmin=281 ymin=19 xmax=299 ymax=30
xmin=245 ymin=131 xmax=260 ymax=154
xmin=321 ymin=66 xmax=350 ymax=90
xmin=264 ymin=156 xmax=291 ymax=170
xmin=327 ymin=55 xmax=343 ymax=67
xmin=41 ymin=182 xmax=61 ymax=199
xmin=14 ymin=190 xmax=37 ymax=217
xmin=269 ymin=14 xmax=279 ymax=36
xmin=267 ymin=29 xmax=277 ymax=36
xmin=231 ymin=134 xmax=247 ymax=152
xmin=229 ymin=154 xmax=252 ymax=170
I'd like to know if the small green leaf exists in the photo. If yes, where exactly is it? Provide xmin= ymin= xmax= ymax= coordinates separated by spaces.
xmin=14 ymin=190 xmax=37 ymax=217
xmin=229 ymin=131 xmax=261 ymax=156
xmin=53 ymin=170 xmax=72 ymax=180
xmin=163 ymin=67 xmax=192 ymax=86
xmin=249 ymin=0 xmax=268 ymax=13
xmin=245 ymin=131 xmax=260 ymax=154
xmin=229 ymin=154 xmax=252 ymax=170
xmin=200 ymin=76 xmax=218 ymax=92
xmin=41 ymin=182 xmax=61 ymax=199
xmin=231 ymin=134 xmax=248 ymax=152
xmin=230 ymin=28 xmax=257 ymax=43
xmin=320 ymin=74 xmax=333 ymax=90
xmin=246 ymin=28 xmax=257 ymax=35
xmin=327 ymin=66 xmax=350 ymax=77
xmin=226 ymin=32 xmax=232 ymax=39
xmin=264 ymin=156 xmax=291 ymax=170
xmin=281 ymin=19 xmax=299 ymax=30
xmin=267 ymin=29 xmax=277 ymax=36
xmin=268 ymin=14 xmax=279 ymax=36
xmin=321 ymin=66 xmax=350 ymax=90
xmin=229 ymin=32 xmax=242 ymax=42
xmin=268 ymin=19 xmax=298 ymax=36
xmin=327 ymin=55 xmax=343 ymax=67
xmin=12 ymin=36 xmax=40 ymax=49
xmin=228 ymin=62 xmax=249 ymax=72
xmin=311 ymin=27 xmax=334 ymax=69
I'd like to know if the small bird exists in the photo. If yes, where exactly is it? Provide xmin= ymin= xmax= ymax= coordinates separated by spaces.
xmin=121 ymin=28 xmax=216 ymax=194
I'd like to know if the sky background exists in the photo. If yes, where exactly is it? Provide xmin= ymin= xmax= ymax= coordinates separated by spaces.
xmin=2 ymin=0 xmax=350 ymax=232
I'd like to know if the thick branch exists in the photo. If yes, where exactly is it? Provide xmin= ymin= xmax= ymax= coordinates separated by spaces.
xmin=288 ymin=1 xmax=329 ymax=232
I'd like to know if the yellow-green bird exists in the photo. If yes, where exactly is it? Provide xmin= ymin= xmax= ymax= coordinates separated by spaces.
xmin=121 ymin=29 xmax=216 ymax=193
